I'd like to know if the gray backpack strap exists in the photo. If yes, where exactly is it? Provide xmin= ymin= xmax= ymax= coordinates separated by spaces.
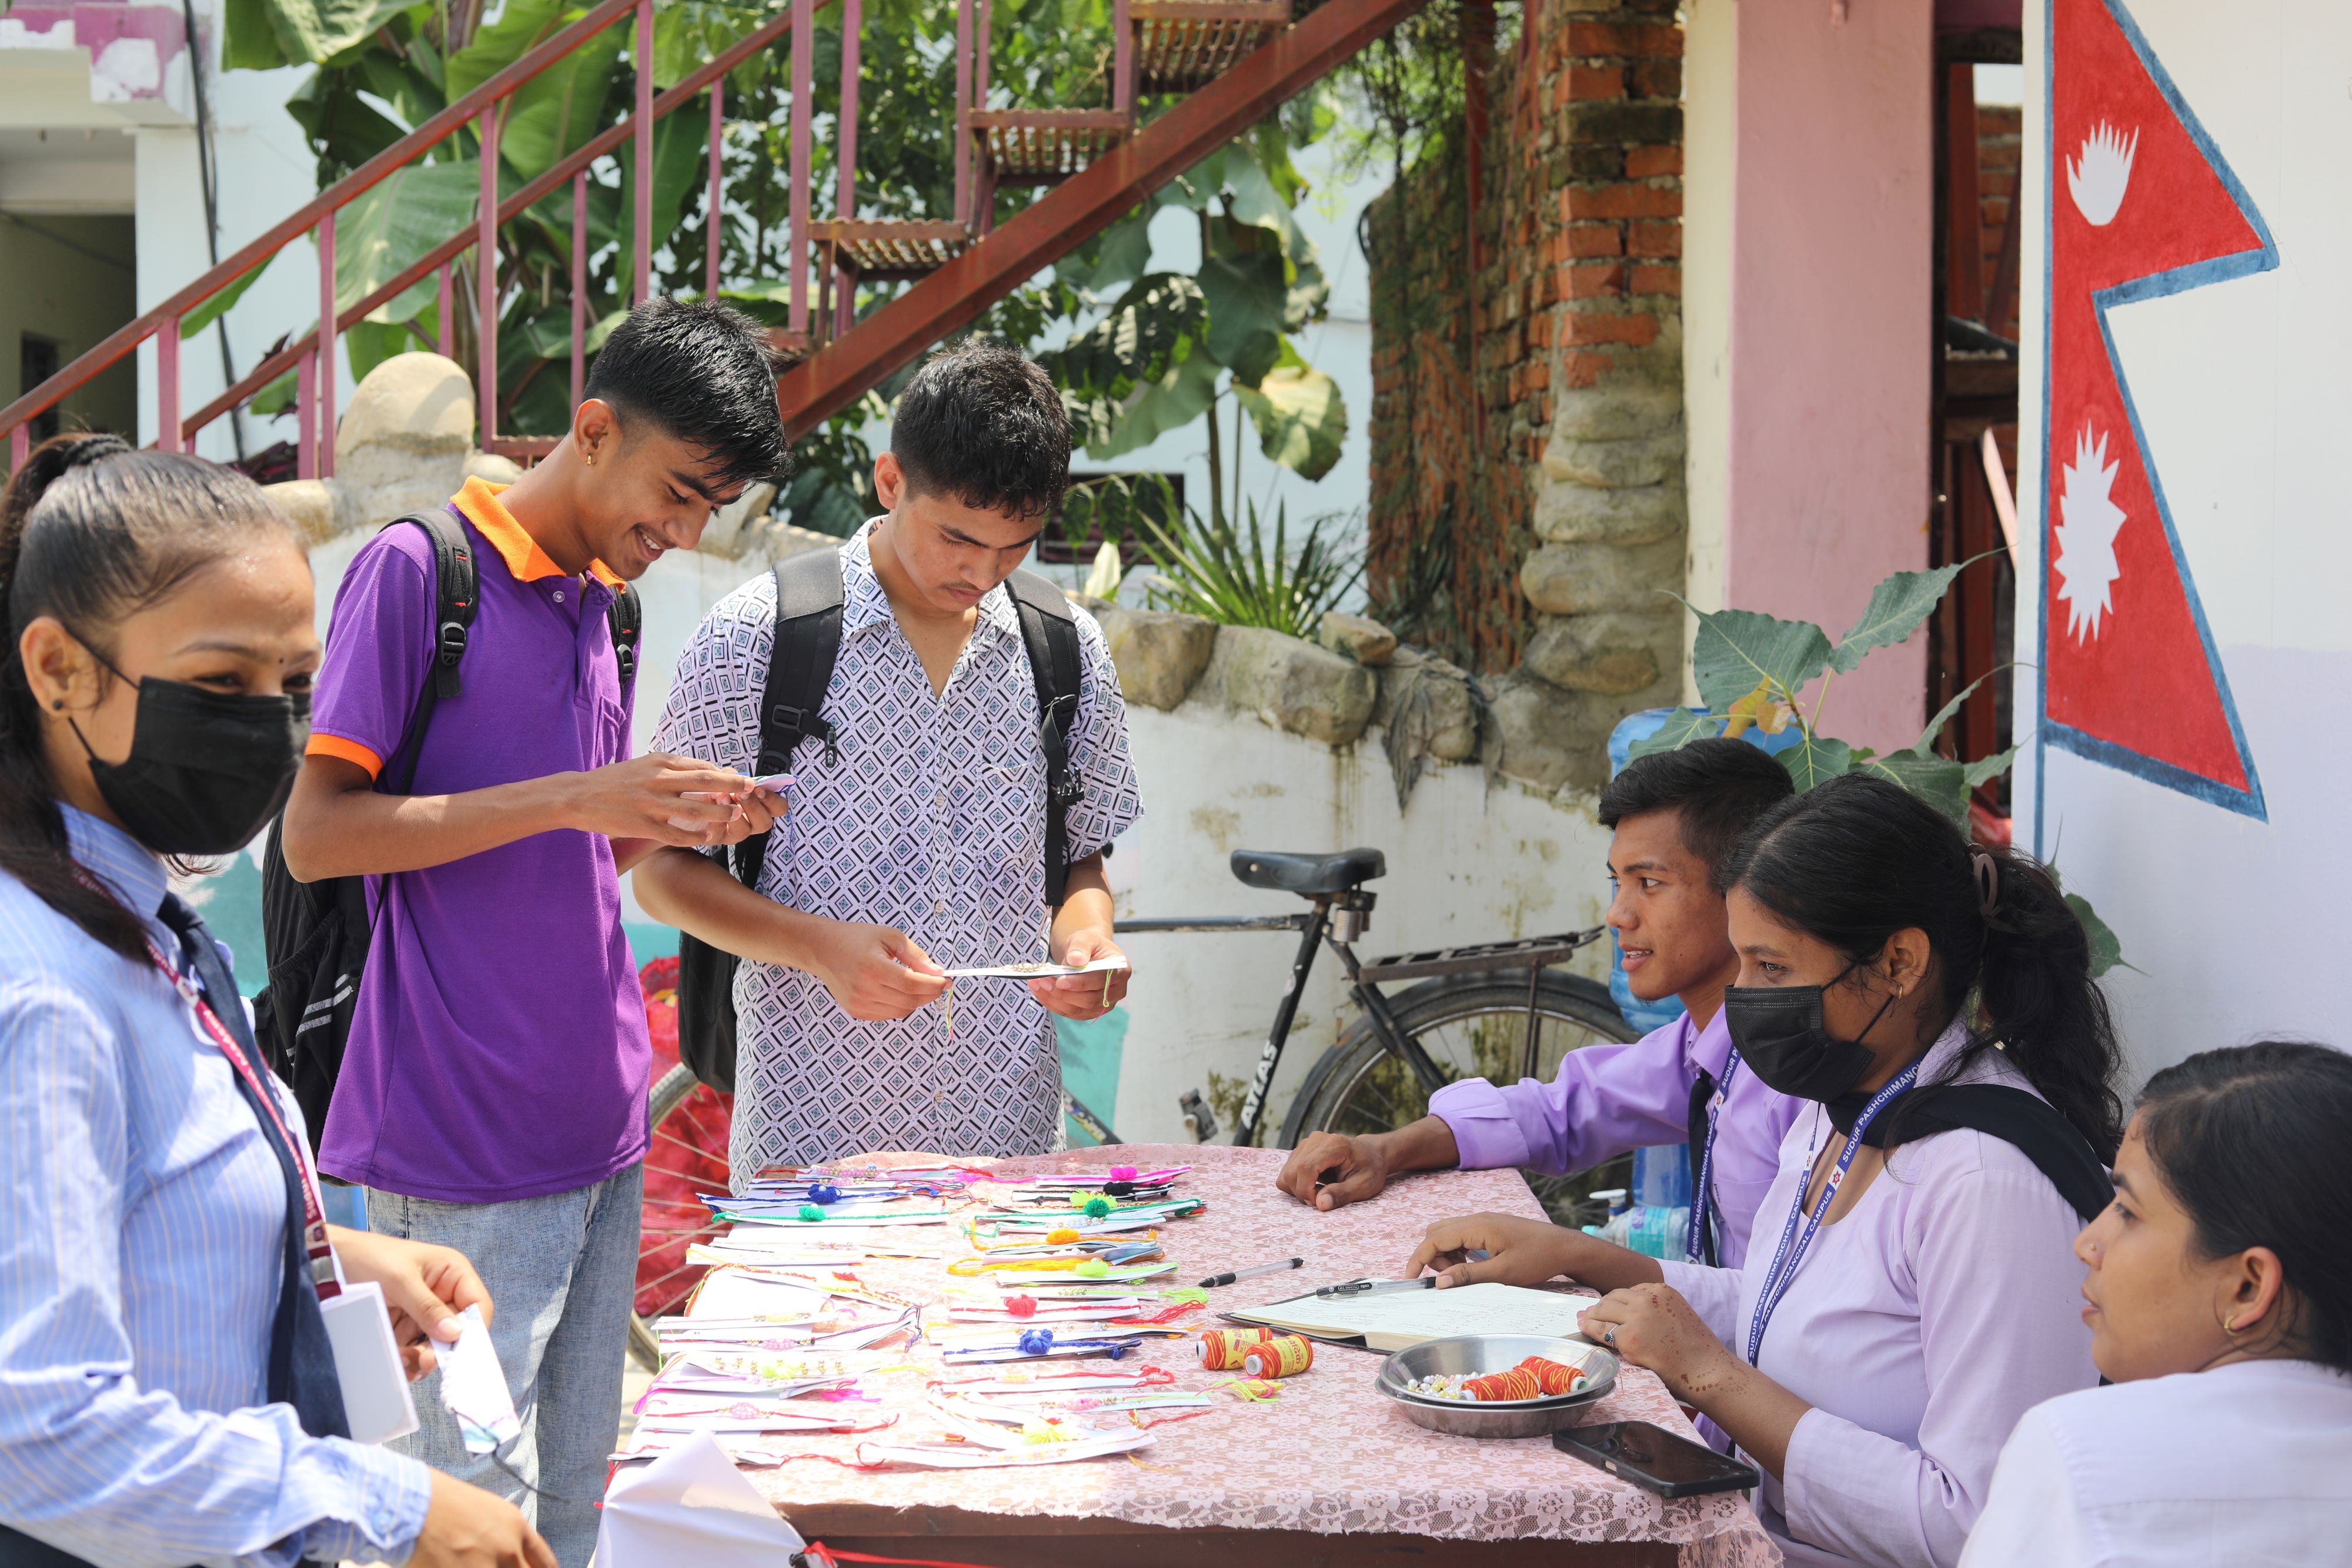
xmin=1004 ymin=569 xmax=1086 ymax=908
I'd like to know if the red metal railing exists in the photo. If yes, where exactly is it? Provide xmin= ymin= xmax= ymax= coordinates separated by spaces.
xmin=6 ymin=0 xmax=1426 ymax=476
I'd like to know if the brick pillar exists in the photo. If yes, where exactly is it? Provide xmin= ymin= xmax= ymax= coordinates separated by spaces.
xmin=1489 ymin=0 xmax=1688 ymax=795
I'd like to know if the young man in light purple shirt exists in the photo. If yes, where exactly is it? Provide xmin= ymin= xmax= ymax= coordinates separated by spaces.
xmin=280 ymin=300 xmax=790 ymax=1568
xmin=1275 ymin=738 xmax=1803 ymax=1269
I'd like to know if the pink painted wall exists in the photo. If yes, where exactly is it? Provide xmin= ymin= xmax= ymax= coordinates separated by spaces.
xmin=1724 ymin=0 xmax=1935 ymax=750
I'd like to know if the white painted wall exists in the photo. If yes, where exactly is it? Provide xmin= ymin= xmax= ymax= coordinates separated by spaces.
xmin=1102 ymin=703 xmax=1613 ymax=1144
xmin=2017 ymin=0 xmax=2352 ymax=1085
xmin=1679 ymin=0 xmax=1735 ymax=674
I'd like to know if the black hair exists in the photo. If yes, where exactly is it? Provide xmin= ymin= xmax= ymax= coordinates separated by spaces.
xmin=584 ymin=297 xmax=792 ymax=493
xmin=1719 ymin=773 xmax=2125 ymax=1161
xmin=1 ymin=434 xmax=300 ymax=959
xmin=1599 ymin=737 xmax=1796 ymax=877
xmin=890 ymin=339 xmax=1071 ymax=523
xmin=2137 ymin=1042 xmax=2352 ymax=1376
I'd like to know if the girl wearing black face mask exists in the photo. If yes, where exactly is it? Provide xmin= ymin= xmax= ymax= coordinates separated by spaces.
xmin=0 ymin=436 xmax=552 ymax=1568
xmin=1409 ymin=774 xmax=2121 ymax=1568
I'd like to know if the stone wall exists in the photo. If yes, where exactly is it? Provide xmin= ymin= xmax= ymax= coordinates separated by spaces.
xmin=1367 ymin=0 xmax=1685 ymax=798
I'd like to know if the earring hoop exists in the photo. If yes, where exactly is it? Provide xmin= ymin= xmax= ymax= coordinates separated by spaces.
xmin=2224 ymin=1313 xmax=2246 ymax=1335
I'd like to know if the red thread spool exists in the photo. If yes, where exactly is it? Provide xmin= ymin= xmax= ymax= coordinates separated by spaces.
xmin=1518 ymin=1356 xmax=1582 ymax=1396
xmin=1462 ymin=1365 xmax=1541 ymax=1402
xmin=1240 ymin=1335 xmax=1314 ymax=1379
xmin=1194 ymin=1326 xmax=1275 ymax=1369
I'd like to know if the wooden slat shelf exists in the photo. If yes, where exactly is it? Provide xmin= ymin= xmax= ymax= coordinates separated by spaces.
xmin=973 ymin=109 xmax=1134 ymax=184
xmin=1130 ymin=0 xmax=1291 ymax=90
xmin=813 ymin=219 xmax=976 ymax=279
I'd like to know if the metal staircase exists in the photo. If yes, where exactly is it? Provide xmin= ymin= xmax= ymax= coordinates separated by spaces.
xmin=1 ymin=0 xmax=1425 ymax=472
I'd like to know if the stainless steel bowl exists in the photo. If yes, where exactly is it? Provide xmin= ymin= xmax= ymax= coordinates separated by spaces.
xmin=1374 ymin=1334 xmax=1620 ymax=1439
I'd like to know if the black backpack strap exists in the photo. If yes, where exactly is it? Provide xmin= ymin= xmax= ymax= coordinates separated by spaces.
xmin=734 ymin=547 xmax=847 ymax=890
xmin=381 ymin=509 xmax=477 ymax=793
xmin=605 ymin=580 xmax=643 ymax=691
xmin=1868 ymin=1083 xmax=2116 ymax=1224
xmin=1004 ymin=569 xmax=1085 ymax=908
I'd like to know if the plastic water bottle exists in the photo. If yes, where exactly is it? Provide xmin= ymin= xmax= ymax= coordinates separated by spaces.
xmin=1591 ymin=1187 xmax=1633 ymax=1246
xmin=1626 ymin=1205 xmax=1691 ymax=1259
xmin=1633 ymin=1145 xmax=1693 ymax=1211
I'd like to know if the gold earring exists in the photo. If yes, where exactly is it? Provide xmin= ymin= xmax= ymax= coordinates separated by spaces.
xmin=584 ymin=449 xmax=594 ymax=466
xmin=2224 ymin=1313 xmax=2246 ymax=1334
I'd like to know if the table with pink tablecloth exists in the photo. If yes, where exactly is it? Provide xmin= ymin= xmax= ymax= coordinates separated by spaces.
xmin=746 ymin=1143 xmax=1778 ymax=1567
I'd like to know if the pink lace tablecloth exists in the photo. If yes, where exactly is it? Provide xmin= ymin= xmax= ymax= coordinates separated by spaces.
xmin=740 ymin=1144 xmax=1778 ymax=1566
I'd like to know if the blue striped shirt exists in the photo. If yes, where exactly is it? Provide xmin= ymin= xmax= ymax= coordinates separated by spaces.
xmin=0 ymin=805 xmax=432 ymax=1567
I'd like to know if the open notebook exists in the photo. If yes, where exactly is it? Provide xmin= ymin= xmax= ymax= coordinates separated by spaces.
xmin=1222 ymin=1282 xmax=1601 ymax=1352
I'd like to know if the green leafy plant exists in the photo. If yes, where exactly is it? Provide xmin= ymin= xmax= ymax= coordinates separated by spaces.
xmin=1631 ymin=559 xmax=2124 ymax=975
xmin=1139 ymin=499 xmax=1361 ymax=640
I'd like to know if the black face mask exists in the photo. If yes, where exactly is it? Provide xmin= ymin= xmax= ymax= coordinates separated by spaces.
xmin=72 ymin=669 xmax=310 ymax=856
xmin=1722 ymin=961 xmax=1900 ymax=1104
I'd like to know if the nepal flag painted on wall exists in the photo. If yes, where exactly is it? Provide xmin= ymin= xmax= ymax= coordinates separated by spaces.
xmin=2043 ymin=0 xmax=2272 ymax=819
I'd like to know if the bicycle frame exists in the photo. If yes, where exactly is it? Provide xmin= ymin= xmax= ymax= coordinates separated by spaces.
xmin=1121 ymin=898 xmax=1610 ymax=1148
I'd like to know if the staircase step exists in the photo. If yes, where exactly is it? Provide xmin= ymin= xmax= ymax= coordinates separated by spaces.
xmin=812 ymin=219 xmax=976 ymax=280
xmin=1130 ymin=0 xmax=1291 ymax=91
xmin=972 ymin=109 xmax=1133 ymax=185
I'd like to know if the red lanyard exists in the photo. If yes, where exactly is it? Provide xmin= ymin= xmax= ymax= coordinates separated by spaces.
xmin=139 ymin=930 xmax=342 ymax=1301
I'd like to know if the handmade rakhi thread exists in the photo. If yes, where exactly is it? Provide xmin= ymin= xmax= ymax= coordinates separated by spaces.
xmin=1108 ymin=1165 xmax=1138 ymax=1181
xmin=1046 ymin=1228 xmax=1081 ymax=1244
xmin=1211 ymin=1376 xmax=1283 ymax=1402
xmin=1083 ymin=1198 xmax=1112 ymax=1219
xmin=807 ymin=1182 xmax=841 ymax=1205
xmin=1462 ymin=1365 xmax=1541 ymax=1402
xmin=1239 ymin=1336 xmax=1314 ymax=1379
xmin=1193 ymin=1326 xmax=1276 ymax=1369
xmin=1003 ymin=1295 xmax=1038 ymax=1318
xmin=797 ymin=1204 xmax=825 ymax=1221
xmin=1520 ymin=1356 xmax=1583 ymax=1397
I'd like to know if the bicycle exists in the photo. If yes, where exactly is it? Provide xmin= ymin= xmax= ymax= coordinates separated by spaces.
xmin=627 ymin=845 xmax=1642 ymax=1368
xmin=1115 ymin=847 xmax=1639 ymax=1152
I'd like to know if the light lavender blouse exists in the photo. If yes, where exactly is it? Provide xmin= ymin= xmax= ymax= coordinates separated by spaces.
xmin=1658 ymin=1023 xmax=2100 ymax=1568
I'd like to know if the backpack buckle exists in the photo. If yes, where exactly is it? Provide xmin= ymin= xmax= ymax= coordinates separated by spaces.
xmin=436 ymin=621 xmax=469 ymax=667
xmin=1050 ymin=776 xmax=1086 ymax=807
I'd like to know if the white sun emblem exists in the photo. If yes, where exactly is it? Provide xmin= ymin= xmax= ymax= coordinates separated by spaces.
xmin=2054 ymin=424 xmax=2128 ymax=642
xmin=2068 ymin=121 xmax=2139 ymax=227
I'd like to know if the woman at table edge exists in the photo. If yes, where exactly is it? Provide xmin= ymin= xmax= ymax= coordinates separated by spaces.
xmin=0 ymin=436 xmax=551 ymax=1568
xmin=1960 ymin=1040 xmax=2352 ymax=1567
xmin=1409 ymin=773 xmax=2116 ymax=1568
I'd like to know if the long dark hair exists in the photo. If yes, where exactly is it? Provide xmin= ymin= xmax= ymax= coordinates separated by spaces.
xmin=1718 ymin=773 xmax=2125 ymax=1161
xmin=2138 ymin=1042 xmax=2352 ymax=1375
xmin=1 ymin=433 xmax=299 ymax=958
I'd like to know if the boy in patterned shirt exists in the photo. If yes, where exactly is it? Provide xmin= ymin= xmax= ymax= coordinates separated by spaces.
xmin=637 ymin=342 xmax=1142 ymax=1177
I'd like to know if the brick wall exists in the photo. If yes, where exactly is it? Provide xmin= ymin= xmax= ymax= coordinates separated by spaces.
xmin=1367 ymin=0 xmax=1686 ymax=793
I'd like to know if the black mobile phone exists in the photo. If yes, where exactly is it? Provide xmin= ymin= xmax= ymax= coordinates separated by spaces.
xmin=1553 ymin=1422 xmax=1760 ymax=1499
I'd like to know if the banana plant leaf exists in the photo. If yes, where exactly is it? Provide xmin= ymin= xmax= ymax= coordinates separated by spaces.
xmin=614 ymin=112 xmax=711 ymax=303
xmin=338 ymin=158 xmax=484 ymax=325
xmin=223 ymin=0 xmax=412 ymax=69
xmin=1234 ymin=339 xmax=1347 ymax=481
xmin=1089 ymin=342 xmax=1220 ymax=460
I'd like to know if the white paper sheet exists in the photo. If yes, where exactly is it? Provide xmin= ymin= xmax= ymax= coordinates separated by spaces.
xmin=1228 ymin=1281 xmax=1599 ymax=1349
xmin=595 ymin=1430 xmax=807 ymax=1568
xmin=431 ymin=1304 xmax=519 ymax=1455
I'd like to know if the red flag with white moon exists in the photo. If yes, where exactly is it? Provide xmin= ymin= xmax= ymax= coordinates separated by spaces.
xmin=2044 ymin=0 xmax=2271 ymax=817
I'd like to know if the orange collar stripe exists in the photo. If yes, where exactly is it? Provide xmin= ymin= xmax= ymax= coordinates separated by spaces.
xmin=448 ymin=476 xmax=624 ymax=589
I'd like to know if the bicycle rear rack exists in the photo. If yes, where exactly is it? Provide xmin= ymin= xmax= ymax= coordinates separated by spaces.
xmin=1355 ymin=927 xmax=1609 ymax=984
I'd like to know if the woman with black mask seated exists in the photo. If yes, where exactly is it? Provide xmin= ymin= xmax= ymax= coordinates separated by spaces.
xmin=1963 ymin=1041 xmax=2352 ymax=1566
xmin=0 ymin=436 xmax=552 ymax=1567
xmin=1410 ymin=773 xmax=2119 ymax=1568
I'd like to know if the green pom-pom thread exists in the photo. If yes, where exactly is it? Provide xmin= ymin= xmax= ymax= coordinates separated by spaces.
xmin=798 ymin=1204 xmax=824 ymax=1221
xmin=1083 ymin=1197 xmax=1112 ymax=1218
xmin=1075 ymin=1259 xmax=1111 ymax=1278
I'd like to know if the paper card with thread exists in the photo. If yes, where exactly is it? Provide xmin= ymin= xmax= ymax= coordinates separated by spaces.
xmin=1225 ymin=1282 xmax=1602 ymax=1352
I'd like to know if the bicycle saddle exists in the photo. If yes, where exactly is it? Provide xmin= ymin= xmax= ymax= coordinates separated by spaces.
xmin=1229 ymin=847 xmax=1388 ymax=895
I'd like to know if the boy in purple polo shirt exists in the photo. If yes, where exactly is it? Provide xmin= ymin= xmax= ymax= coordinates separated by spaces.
xmin=279 ymin=300 xmax=790 ymax=1567
xmin=1276 ymin=740 xmax=1805 ymax=1271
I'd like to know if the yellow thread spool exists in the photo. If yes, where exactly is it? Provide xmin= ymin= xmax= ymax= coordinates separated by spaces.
xmin=1240 ymin=1335 xmax=1314 ymax=1379
xmin=1193 ymin=1326 xmax=1276 ymax=1369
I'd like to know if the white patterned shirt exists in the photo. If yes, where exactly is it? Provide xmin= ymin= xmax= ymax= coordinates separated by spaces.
xmin=652 ymin=521 xmax=1142 ymax=1179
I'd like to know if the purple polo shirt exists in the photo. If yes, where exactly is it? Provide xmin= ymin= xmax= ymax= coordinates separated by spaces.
xmin=308 ymin=479 xmax=649 ymax=1203
xmin=1428 ymin=1005 xmax=1802 ymax=1269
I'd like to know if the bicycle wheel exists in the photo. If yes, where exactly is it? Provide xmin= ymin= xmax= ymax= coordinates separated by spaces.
xmin=632 ymin=1062 xmax=733 ymax=1370
xmin=1278 ymin=971 xmax=1642 ymax=1225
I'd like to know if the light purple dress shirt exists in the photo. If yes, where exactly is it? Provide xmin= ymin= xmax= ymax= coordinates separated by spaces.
xmin=1658 ymin=1023 xmax=2102 ymax=1568
xmin=1429 ymin=1006 xmax=1802 ymax=1269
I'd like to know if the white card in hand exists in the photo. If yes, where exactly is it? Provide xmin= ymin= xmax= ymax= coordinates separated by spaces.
xmin=434 ymin=1305 xmax=520 ymax=1455
xmin=319 ymin=1281 xmax=420 ymax=1445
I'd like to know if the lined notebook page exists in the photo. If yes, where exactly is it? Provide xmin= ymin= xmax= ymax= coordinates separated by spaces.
xmin=1226 ymin=1282 xmax=1599 ymax=1350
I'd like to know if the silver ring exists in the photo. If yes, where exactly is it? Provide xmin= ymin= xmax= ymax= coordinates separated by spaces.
xmin=1602 ymin=1325 xmax=1616 ymax=1346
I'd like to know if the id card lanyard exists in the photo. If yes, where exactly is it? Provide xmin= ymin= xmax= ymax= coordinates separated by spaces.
xmin=1742 ymin=1060 xmax=1919 ymax=1366
xmin=1685 ymin=1032 xmax=1740 ymax=1266
xmin=141 ymin=931 xmax=342 ymax=1301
